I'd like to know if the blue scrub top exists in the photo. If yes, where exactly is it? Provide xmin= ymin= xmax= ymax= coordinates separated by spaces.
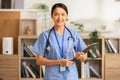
xmin=32 ymin=27 xmax=86 ymax=80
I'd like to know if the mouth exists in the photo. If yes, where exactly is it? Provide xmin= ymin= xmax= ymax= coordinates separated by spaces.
xmin=57 ymin=20 xmax=63 ymax=23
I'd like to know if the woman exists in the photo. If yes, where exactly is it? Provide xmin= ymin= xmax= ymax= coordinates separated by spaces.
xmin=32 ymin=3 xmax=86 ymax=80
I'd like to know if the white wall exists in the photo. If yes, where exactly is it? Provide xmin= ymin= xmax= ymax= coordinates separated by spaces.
xmin=101 ymin=0 xmax=120 ymax=37
xmin=24 ymin=0 xmax=100 ymax=20
xmin=23 ymin=0 xmax=120 ymax=37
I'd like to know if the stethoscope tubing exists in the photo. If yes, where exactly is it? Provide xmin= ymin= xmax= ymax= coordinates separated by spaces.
xmin=47 ymin=26 xmax=75 ymax=43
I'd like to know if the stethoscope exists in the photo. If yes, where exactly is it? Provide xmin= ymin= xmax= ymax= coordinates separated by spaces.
xmin=45 ymin=26 xmax=75 ymax=58
xmin=47 ymin=26 xmax=75 ymax=44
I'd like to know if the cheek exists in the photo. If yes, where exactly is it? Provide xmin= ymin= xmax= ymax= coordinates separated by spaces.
xmin=64 ymin=16 xmax=67 ymax=21
xmin=51 ymin=17 xmax=56 ymax=23
xmin=52 ymin=16 xmax=57 ymax=20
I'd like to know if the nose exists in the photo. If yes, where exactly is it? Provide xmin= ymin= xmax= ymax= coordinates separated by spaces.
xmin=58 ymin=14 xmax=62 ymax=20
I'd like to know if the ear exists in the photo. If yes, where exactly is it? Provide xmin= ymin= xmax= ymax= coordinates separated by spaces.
xmin=51 ymin=14 xmax=53 ymax=19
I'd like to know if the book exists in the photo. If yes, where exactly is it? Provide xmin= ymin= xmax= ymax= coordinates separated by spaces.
xmin=27 ymin=45 xmax=36 ymax=57
xmin=86 ymin=62 xmax=90 ymax=78
xmin=26 ymin=65 xmax=36 ymax=78
xmin=21 ymin=63 xmax=26 ymax=78
xmin=24 ymin=45 xmax=35 ymax=57
xmin=89 ymin=65 xmax=101 ymax=78
xmin=107 ymin=39 xmax=118 ymax=53
xmin=105 ymin=39 xmax=113 ymax=53
xmin=95 ymin=48 xmax=101 ymax=58
xmin=82 ymin=43 xmax=98 ymax=53
xmin=22 ymin=61 xmax=30 ymax=78
xmin=71 ymin=43 xmax=98 ymax=61
xmin=41 ymin=66 xmax=45 ymax=76
xmin=81 ymin=62 xmax=90 ymax=78
xmin=29 ymin=64 xmax=40 ymax=78
xmin=81 ymin=62 xmax=86 ymax=78
xmin=89 ymin=49 xmax=97 ymax=58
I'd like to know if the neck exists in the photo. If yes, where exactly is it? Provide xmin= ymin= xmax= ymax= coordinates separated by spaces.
xmin=54 ymin=25 xmax=65 ymax=36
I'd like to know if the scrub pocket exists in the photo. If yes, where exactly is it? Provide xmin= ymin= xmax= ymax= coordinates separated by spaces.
xmin=66 ymin=47 xmax=75 ymax=60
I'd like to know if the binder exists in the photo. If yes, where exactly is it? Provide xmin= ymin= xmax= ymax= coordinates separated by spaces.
xmin=71 ymin=43 xmax=98 ymax=61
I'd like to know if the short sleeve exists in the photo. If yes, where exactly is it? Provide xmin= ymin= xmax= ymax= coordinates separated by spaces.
xmin=74 ymin=32 xmax=86 ymax=52
xmin=32 ymin=32 xmax=47 ymax=56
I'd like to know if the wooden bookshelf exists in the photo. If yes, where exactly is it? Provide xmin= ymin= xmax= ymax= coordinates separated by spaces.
xmin=0 ymin=11 xmax=20 ymax=54
xmin=80 ymin=36 xmax=104 ymax=80
xmin=0 ymin=11 xmax=20 ymax=80
xmin=18 ymin=35 xmax=105 ymax=80
xmin=19 ymin=19 xmax=37 ymax=35
xmin=0 ymin=55 xmax=18 ymax=80
xmin=104 ymin=37 xmax=120 ymax=80
xmin=18 ymin=35 xmax=44 ymax=80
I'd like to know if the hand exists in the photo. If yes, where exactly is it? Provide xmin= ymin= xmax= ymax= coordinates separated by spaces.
xmin=75 ymin=52 xmax=86 ymax=62
xmin=60 ymin=59 xmax=73 ymax=67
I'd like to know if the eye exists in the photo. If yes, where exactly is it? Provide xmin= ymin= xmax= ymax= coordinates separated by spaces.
xmin=53 ymin=12 xmax=59 ymax=16
xmin=54 ymin=13 xmax=58 ymax=16
xmin=62 ymin=13 xmax=65 ymax=16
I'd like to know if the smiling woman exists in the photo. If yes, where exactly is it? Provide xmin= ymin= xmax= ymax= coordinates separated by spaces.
xmin=32 ymin=3 xmax=87 ymax=80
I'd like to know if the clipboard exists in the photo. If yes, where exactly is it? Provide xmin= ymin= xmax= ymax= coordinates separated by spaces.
xmin=71 ymin=42 xmax=98 ymax=61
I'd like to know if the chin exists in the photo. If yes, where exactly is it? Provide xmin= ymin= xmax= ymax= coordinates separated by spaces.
xmin=57 ymin=23 xmax=64 ymax=26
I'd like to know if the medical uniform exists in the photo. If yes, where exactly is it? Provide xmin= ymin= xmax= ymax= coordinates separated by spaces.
xmin=32 ymin=27 xmax=86 ymax=80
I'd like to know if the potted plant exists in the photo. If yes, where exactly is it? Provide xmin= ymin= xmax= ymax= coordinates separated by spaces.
xmin=38 ymin=3 xmax=49 ymax=12
xmin=89 ymin=30 xmax=100 ymax=60
xmin=89 ymin=30 xmax=99 ymax=43
xmin=71 ymin=22 xmax=84 ymax=32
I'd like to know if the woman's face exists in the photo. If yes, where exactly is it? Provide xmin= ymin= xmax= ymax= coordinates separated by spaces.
xmin=51 ymin=7 xmax=68 ymax=27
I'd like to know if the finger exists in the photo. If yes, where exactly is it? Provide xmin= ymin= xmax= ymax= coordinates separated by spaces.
xmin=79 ymin=52 xmax=84 ymax=55
xmin=66 ymin=61 xmax=73 ymax=67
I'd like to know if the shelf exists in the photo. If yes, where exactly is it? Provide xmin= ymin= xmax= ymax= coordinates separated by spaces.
xmin=0 ymin=11 xmax=20 ymax=54
xmin=105 ymin=54 xmax=120 ymax=80
xmin=18 ymin=36 xmax=43 ymax=79
xmin=77 ymin=29 xmax=112 ymax=33
xmin=19 ymin=78 xmax=43 ymax=80
xmin=21 ymin=57 xmax=36 ymax=60
xmin=104 ymin=37 xmax=120 ymax=80
xmin=0 ymin=55 xmax=18 ymax=80
xmin=0 ymin=9 xmax=39 ymax=12
xmin=19 ymin=19 xmax=37 ymax=35
xmin=104 ymin=37 xmax=119 ymax=54
xmin=18 ymin=35 xmax=104 ymax=79
xmin=81 ymin=37 xmax=104 ymax=80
